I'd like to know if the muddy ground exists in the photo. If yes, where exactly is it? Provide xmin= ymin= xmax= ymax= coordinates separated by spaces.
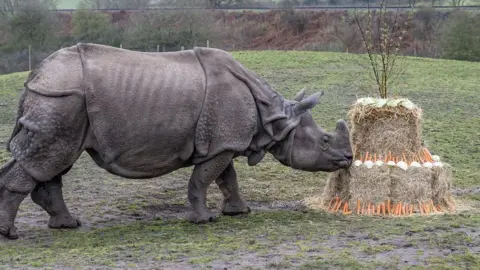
xmin=1 ymin=52 xmax=480 ymax=269
xmin=0 ymin=149 xmax=479 ymax=269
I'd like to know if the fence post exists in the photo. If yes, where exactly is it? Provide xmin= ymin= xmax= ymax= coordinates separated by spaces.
xmin=120 ymin=44 xmax=123 ymax=49
xmin=157 ymin=45 xmax=160 ymax=52
xmin=181 ymin=46 xmax=184 ymax=51
xmin=207 ymin=40 xmax=210 ymax=48
xmin=28 ymin=45 xmax=31 ymax=71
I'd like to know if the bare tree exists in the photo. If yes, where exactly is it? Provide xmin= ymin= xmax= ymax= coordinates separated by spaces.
xmin=353 ymin=0 xmax=413 ymax=98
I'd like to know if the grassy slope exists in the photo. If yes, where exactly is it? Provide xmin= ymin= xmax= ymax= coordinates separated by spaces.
xmin=57 ymin=0 xmax=81 ymax=9
xmin=0 ymin=51 xmax=479 ymax=269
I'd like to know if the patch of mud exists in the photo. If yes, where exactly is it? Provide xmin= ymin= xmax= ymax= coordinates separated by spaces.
xmin=453 ymin=186 xmax=480 ymax=196
xmin=247 ymin=200 xmax=308 ymax=212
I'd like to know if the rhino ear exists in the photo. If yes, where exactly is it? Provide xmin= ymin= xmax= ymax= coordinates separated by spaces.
xmin=293 ymin=91 xmax=324 ymax=116
xmin=293 ymin=87 xmax=306 ymax=102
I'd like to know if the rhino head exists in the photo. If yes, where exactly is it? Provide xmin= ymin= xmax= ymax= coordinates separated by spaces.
xmin=266 ymin=89 xmax=353 ymax=172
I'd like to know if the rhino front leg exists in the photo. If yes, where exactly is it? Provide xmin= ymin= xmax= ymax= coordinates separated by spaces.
xmin=30 ymin=174 xmax=81 ymax=229
xmin=187 ymin=151 xmax=234 ymax=224
xmin=0 ymin=159 xmax=36 ymax=240
xmin=215 ymin=162 xmax=251 ymax=216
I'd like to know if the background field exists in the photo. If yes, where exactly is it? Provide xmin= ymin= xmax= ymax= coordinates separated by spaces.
xmin=57 ymin=0 xmax=81 ymax=9
xmin=0 ymin=51 xmax=479 ymax=269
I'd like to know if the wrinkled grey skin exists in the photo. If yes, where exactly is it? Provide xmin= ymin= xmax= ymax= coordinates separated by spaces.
xmin=0 ymin=43 xmax=352 ymax=239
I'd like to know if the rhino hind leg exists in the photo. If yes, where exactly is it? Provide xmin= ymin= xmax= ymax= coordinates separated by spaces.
xmin=215 ymin=162 xmax=251 ymax=216
xmin=30 ymin=172 xmax=81 ymax=229
xmin=186 ymin=151 xmax=235 ymax=224
xmin=0 ymin=159 xmax=37 ymax=239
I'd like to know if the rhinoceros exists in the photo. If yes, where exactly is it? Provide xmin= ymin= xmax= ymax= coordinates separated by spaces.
xmin=0 ymin=43 xmax=352 ymax=239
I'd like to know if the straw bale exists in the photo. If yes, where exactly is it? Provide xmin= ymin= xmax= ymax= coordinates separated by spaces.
xmin=349 ymin=165 xmax=390 ymax=205
xmin=432 ymin=164 xmax=456 ymax=211
xmin=390 ymin=166 xmax=433 ymax=203
xmin=320 ymin=168 xmax=350 ymax=208
xmin=348 ymin=103 xmax=423 ymax=159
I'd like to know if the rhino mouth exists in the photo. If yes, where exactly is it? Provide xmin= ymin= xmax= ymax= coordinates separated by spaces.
xmin=333 ymin=159 xmax=352 ymax=168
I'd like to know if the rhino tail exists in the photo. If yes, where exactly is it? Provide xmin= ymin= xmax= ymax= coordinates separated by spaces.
xmin=6 ymin=88 xmax=27 ymax=152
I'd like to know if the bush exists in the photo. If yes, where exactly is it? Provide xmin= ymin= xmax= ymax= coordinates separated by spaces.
xmin=440 ymin=11 xmax=480 ymax=62
xmin=72 ymin=10 xmax=121 ymax=45
xmin=4 ymin=1 xmax=60 ymax=50
xmin=123 ymin=10 xmax=214 ymax=51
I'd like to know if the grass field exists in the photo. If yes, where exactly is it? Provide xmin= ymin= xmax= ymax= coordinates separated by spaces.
xmin=57 ymin=0 xmax=81 ymax=9
xmin=0 ymin=50 xmax=479 ymax=269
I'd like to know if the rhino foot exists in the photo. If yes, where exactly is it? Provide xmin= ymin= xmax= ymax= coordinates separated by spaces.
xmin=186 ymin=210 xmax=217 ymax=224
xmin=222 ymin=200 xmax=251 ymax=216
xmin=0 ymin=224 xmax=18 ymax=240
xmin=48 ymin=215 xmax=82 ymax=229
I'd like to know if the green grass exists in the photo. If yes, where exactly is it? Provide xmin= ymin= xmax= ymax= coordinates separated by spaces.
xmin=0 ymin=51 xmax=479 ymax=269
xmin=57 ymin=0 xmax=81 ymax=9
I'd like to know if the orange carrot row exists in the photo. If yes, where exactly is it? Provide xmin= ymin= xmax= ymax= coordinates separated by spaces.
xmin=358 ymin=148 xmax=436 ymax=164
xmin=327 ymin=198 xmax=444 ymax=216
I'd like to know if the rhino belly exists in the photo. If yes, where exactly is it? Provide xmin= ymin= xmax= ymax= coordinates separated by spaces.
xmin=81 ymin=48 xmax=206 ymax=177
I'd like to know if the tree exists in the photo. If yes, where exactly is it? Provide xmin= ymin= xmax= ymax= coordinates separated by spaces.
xmin=0 ymin=0 xmax=57 ymax=16
xmin=71 ymin=9 xmax=113 ymax=43
xmin=440 ymin=11 xmax=480 ymax=61
xmin=353 ymin=0 xmax=413 ymax=98
xmin=4 ymin=0 xmax=60 ymax=49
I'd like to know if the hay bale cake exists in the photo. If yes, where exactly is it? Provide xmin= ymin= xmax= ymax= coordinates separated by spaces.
xmin=306 ymin=97 xmax=456 ymax=216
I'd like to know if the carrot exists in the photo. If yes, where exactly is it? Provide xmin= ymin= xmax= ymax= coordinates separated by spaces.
xmin=436 ymin=204 xmax=442 ymax=212
xmin=335 ymin=200 xmax=343 ymax=212
xmin=424 ymin=148 xmax=433 ymax=162
xmin=421 ymin=203 xmax=427 ymax=214
xmin=377 ymin=204 xmax=381 ymax=215
xmin=328 ymin=197 xmax=335 ymax=211
xmin=410 ymin=204 xmax=414 ymax=215
xmin=403 ymin=153 xmax=407 ymax=162
xmin=331 ymin=197 xmax=339 ymax=212
xmin=374 ymin=153 xmax=377 ymax=162
xmin=381 ymin=203 xmax=386 ymax=215
xmin=430 ymin=200 xmax=437 ymax=213
xmin=387 ymin=199 xmax=391 ymax=215
xmin=365 ymin=151 xmax=369 ymax=161
xmin=388 ymin=151 xmax=392 ymax=162
xmin=343 ymin=202 xmax=349 ymax=214
xmin=398 ymin=202 xmax=403 ymax=215
xmin=403 ymin=204 xmax=407 ymax=216
xmin=357 ymin=199 xmax=361 ymax=215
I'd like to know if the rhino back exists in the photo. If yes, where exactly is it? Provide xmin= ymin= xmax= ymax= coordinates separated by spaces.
xmin=78 ymin=44 xmax=206 ymax=175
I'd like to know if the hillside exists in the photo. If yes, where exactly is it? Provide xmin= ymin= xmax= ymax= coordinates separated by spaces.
xmin=0 ymin=51 xmax=479 ymax=269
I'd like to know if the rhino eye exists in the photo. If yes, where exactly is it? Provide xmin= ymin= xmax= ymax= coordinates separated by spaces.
xmin=323 ymin=135 xmax=329 ymax=144
xmin=321 ymin=135 xmax=330 ymax=149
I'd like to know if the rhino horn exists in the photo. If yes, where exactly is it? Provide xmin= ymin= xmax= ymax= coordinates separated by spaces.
xmin=335 ymin=119 xmax=349 ymax=133
xmin=293 ymin=88 xmax=306 ymax=101
xmin=293 ymin=91 xmax=324 ymax=115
